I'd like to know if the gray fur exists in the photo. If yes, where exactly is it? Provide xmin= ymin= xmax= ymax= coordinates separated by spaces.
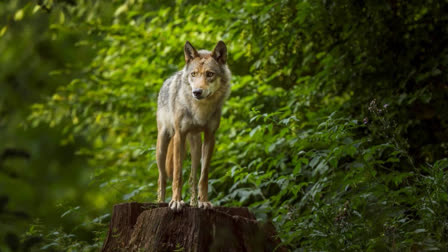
xmin=157 ymin=53 xmax=231 ymax=135
xmin=156 ymin=41 xmax=231 ymax=211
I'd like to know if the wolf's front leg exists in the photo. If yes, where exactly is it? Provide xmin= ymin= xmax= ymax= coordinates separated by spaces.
xmin=198 ymin=131 xmax=215 ymax=209
xmin=169 ymin=131 xmax=186 ymax=211
xmin=156 ymin=130 xmax=170 ymax=203
xmin=188 ymin=133 xmax=201 ymax=207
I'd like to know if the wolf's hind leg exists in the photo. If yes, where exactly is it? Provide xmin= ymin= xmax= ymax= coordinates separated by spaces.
xmin=198 ymin=130 xmax=215 ymax=209
xmin=156 ymin=129 xmax=170 ymax=203
xmin=188 ymin=133 xmax=201 ymax=207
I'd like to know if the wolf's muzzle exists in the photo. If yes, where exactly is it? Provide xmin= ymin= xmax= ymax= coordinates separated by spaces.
xmin=192 ymin=88 xmax=204 ymax=99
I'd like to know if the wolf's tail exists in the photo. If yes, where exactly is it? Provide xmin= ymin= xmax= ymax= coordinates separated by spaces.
xmin=165 ymin=138 xmax=174 ymax=179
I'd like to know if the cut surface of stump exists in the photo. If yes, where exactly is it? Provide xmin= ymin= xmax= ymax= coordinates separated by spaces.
xmin=102 ymin=202 xmax=284 ymax=252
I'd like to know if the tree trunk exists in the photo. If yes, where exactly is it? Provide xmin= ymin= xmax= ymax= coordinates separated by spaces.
xmin=101 ymin=202 xmax=285 ymax=252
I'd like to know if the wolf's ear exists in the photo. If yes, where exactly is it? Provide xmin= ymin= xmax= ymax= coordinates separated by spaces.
xmin=212 ymin=41 xmax=227 ymax=64
xmin=184 ymin=41 xmax=199 ymax=63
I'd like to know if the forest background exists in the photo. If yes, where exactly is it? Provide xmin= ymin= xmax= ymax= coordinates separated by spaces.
xmin=1 ymin=0 xmax=447 ymax=251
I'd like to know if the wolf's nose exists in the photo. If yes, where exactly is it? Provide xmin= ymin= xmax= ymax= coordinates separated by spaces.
xmin=192 ymin=89 xmax=203 ymax=97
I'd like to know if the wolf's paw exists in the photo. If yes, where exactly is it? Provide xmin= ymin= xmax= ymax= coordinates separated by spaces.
xmin=169 ymin=200 xmax=185 ymax=212
xmin=198 ymin=201 xmax=213 ymax=209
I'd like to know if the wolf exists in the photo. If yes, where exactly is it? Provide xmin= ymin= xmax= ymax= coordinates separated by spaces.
xmin=156 ymin=41 xmax=231 ymax=211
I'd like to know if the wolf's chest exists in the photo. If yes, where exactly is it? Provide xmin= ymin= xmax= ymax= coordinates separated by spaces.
xmin=190 ymin=104 xmax=216 ymax=126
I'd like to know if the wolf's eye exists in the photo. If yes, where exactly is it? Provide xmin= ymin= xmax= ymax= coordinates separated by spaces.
xmin=206 ymin=72 xmax=215 ymax=77
xmin=191 ymin=72 xmax=198 ymax=77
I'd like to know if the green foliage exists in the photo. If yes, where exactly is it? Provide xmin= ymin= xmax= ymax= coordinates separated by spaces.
xmin=1 ymin=0 xmax=448 ymax=251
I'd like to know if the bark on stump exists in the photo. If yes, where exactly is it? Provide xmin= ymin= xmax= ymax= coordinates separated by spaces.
xmin=102 ymin=202 xmax=284 ymax=252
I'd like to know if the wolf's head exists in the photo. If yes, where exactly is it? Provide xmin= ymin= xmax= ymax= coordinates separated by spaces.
xmin=183 ymin=41 xmax=229 ymax=100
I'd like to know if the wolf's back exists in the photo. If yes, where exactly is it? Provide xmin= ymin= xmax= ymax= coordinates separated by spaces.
xmin=157 ymin=75 xmax=173 ymax=110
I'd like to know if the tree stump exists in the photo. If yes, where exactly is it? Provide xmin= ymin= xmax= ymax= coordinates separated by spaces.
xmin=101 ymin=202 xmax=285 ymax=252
